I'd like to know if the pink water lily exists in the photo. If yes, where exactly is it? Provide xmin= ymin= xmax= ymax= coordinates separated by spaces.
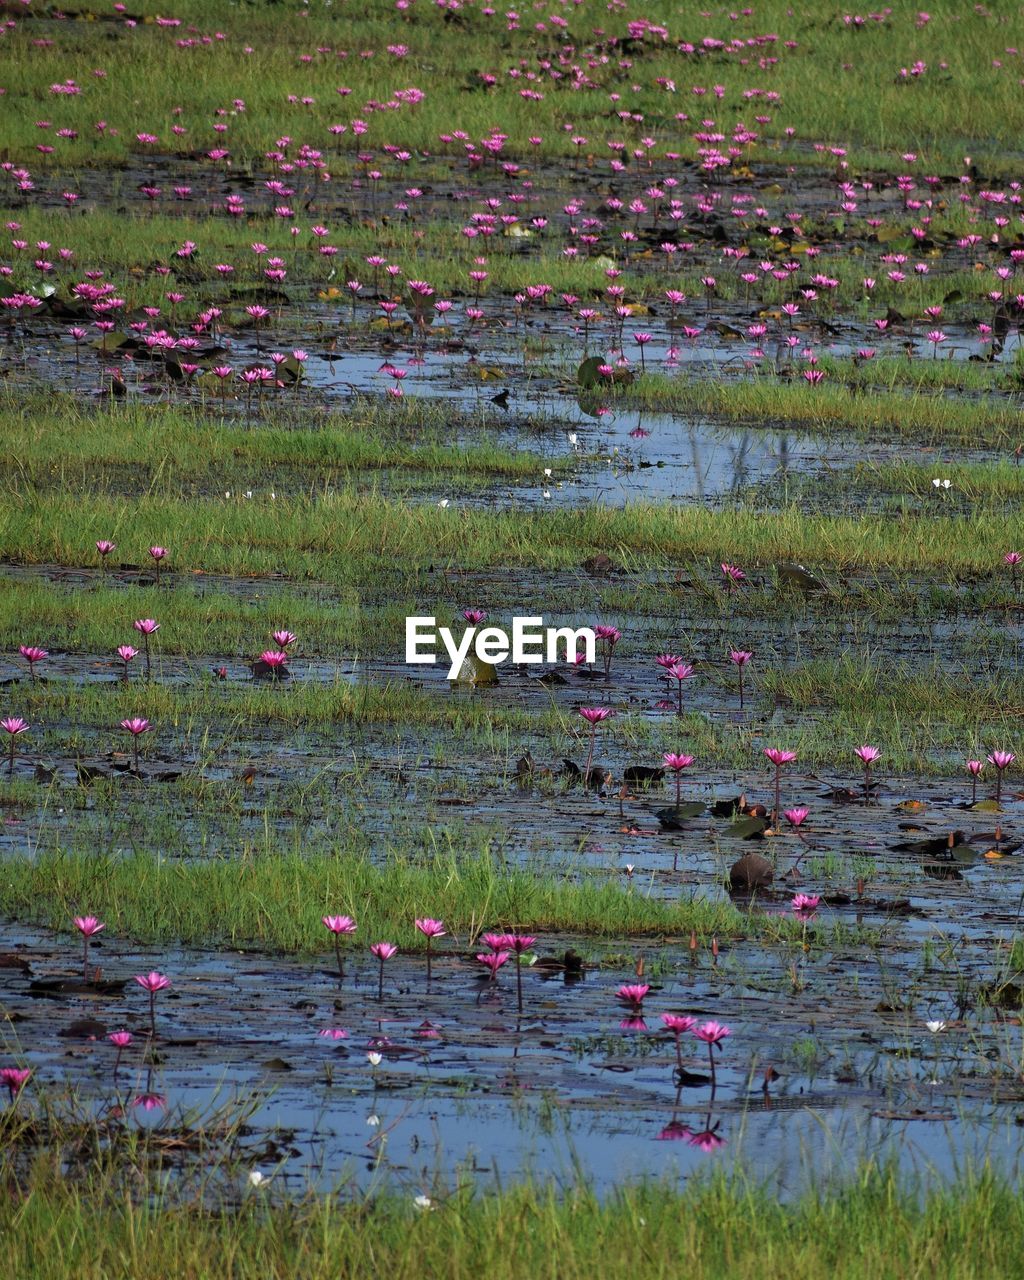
xmin=415 ymin=917 xmax=446 ymax=982
xmin=323 ymin=915 xmax=356 ymax=980
xmin=1 ymin=716 xmax=28 ymax=775
xmin=693 ymin=1020 xmax=731 ymax=1093
xmin=73 ymin=914 xmax=105 ymax=976
xmin=119 ymin=717 xmax=151 ymax=772
xmin=18 ymin=646 xmax=47 ymax=681
xmin=764 ymin=748 xmax=797 ymax=823
xmin=987 ymin=751 xmax=1016 ymax=805
xmin=370 ymin=941 xmax=398 ymax=1000
xmin=578 ymin=705 xmax=613 ymax=778
xmin=854 ymin=745 xmax=881 ymax=804
xmin=134 ymin=971 xmax=170 ymax=1039
xmin=661 ymin=1012 xmax=697 ymax=1074
xmin=663 ymin=752 xmax=695 ymax=806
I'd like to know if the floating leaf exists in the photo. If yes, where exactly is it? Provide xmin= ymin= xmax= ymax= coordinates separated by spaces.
xmin=726 ymin=815 xmax=768 ymax=839
xmin=577 ymin=356 xmax=606 ymax=389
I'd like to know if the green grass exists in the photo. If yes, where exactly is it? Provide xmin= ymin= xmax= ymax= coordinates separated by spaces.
xmin=622 ymin=375 xmax=1024 ymax=450
xmin=3 ymin=1162 xmax=1024 ymax=1280
xmin=3 ymin=0 xmax=1024 ymax=173
xmin=5 ymin=483 xmax=1024 ymax=579
xmin=0 ymin=847 xmax=746 ymax=951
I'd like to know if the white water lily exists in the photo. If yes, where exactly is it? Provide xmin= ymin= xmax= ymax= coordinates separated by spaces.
xmin=366 ymin=1114 xmax=381 ymax=1127
xmin=438 ymin=498 xmax=450 ymax=508
xmin=367 ymin=1051 xmax=383 ymax=1066
xmin=248 ymin=1169 xmax=267 ymax=1187
xmin=931 ymin=478 xmax=951 ymax=490
xmin=414 ymin=1194 xmax=433 ymax=1210
xmin=925 ymin=1020 xmax=947 ymax=1033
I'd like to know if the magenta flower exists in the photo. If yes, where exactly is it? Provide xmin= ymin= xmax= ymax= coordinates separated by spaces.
xmin=688 ymin=1127 xmax=726 ymax=1153
xmin=764 ymin=748 xmax=797 ymax=823
xmin=132 ymin=619 xmax=159 ymax=678
xmin=116 ymin=644 xmax=138 ymax=680
xmin=134 ymin=971 xmax=170 ymax=1039
xmin=416 ymin=917 xmax=446 ymax=982
xmin=370 ymin=940 xmax=398 ymax=1000
xmin=662 ymin=1013 xmax=697 ymax=1034
xmin=729 ymin=649 xmax=753 ymax=710
xmin=18 ymin=646 xmax=47 ymax=681
xmin=616 ymin=982 xmax=650 ymax=1009
xmin=95 ymin=539 xmax=116 ymax=571
xmin=1 ymin=716 xmax=28 ymax=775
xmin=148 ymin=545 xmax=168 ymax=582
xmin=663 ymin=752 xmax=695 ymax=806
xmin=108 ymin=1029 xmax=132 ymax=1076
xmin=966 ymin=758 xmax=984 ymax=805
xmin=593 ymin=624 xmax=622 ymax=678
xmin=987 ymin=751 xmax=1016 ymax=805
xmin=693 ymin=1019 xmax=730 ymax=1092
xmin=784 ymin=806 xmax=809 ymax=828
xmin=462 ymin=608 xmax=487 ymax=624
xmin=476 ymin=950 xmax=511 ymax=980
xmin=791 ymin=892 xmax=820 ymax=918
xmin=578 ymin=705 xmax=613 ymax=778
xmin=133 ymin=1093 xmax=166 ymax=1113
xmin=721 ymin=563 xmax=745 ymax=588
xmin=0 ymin=1067 xmax=31 ymax=1106
xmin=663 ymin=662 xmax=695 ymax=718
xmin=272 ymin=630 xmax=297 ymax=648
xmin=323 ymin=915 xmax=356 ymax=980
xmin=854 ymin=745 xmax=880 ymax=804
xmin=661 ymin=1011 xmax=697 ymax=1075
xmin=655 ymin=653 xmax=683 ymax=670
xmin=258 ymin=649 xmax=290 ymax=674
xmin=693 ymin=1020 xmax=730 ymax=1045
xmin=318 ymin=1028 xmax=348 ymax=1040
xmin=119 ymin=717 xmax=151 ymax=773
xmin=73 ymin=914 xmax=105 ymax=977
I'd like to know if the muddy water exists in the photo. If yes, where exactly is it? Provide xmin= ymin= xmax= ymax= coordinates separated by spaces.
xmin=4 ymin=917 xmax=1024 ymax=1197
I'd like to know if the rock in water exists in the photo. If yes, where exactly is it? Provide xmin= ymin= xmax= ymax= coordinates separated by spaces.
xmin=729 ymin=852 xmax=774 ymax=891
